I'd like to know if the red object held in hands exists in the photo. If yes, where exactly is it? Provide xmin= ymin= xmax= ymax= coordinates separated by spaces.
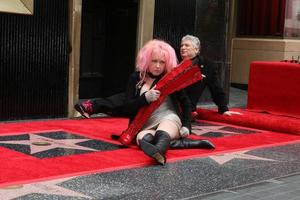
xmin=119 ymin=59 xmax=202 ymax=146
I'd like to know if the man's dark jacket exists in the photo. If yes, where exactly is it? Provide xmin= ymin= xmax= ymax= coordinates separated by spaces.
xmin=185 ymin=55 xmax=228 ymax=113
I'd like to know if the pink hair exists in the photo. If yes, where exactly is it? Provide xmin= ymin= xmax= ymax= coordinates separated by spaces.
xmin=135 ymin=39 xmax=178 ymax=82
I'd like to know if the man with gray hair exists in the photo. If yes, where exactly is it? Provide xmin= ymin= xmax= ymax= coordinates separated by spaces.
xmin=180 ymin=34 xmax=240 ymax=117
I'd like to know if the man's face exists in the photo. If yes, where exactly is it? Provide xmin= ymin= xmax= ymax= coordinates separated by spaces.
xmin=180 ymin=39 xmax=199 ymax=60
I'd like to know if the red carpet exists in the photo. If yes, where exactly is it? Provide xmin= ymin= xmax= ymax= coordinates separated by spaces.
xmin=197 ymin=108 xmax=300 ymax=135
xmin=1 ymin=117 xmax=300 ymax=187
xmin=248 ymin=62 xmax=300 ymax=118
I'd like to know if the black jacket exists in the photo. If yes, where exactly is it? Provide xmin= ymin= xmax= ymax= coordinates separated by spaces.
xmin=185 ymin=55 xmax=228 ymax=113
xmin=124 ymin=72 xmax=192 ymax=131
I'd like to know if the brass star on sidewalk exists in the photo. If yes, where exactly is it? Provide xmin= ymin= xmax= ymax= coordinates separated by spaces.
xmin=192 ymin=125 xmax=241 ymax=136
xmin=0 ymin=134 xmax=97 ymax=154
xmin=0 ymin=177 xmax=92 ymax=199
xmin=209 ymin=150 xmax=277 ymax=165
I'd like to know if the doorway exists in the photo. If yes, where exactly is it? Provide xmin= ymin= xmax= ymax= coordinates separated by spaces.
xmin=79 ymin=0 xmax=138 ymax=99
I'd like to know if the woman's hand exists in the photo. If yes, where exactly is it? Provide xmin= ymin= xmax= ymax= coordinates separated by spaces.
xmin=180 ymin=126 xmax=190 ymax=138
xmin=145 ymin=87 xmax=161 ymax=103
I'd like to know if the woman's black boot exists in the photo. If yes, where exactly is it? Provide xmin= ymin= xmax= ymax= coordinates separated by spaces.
xmin=138 ymin=133 xmax=157 ymax=163
xmin=138 ymin=133 xmax=155 ymax=155
xmin=153 ymin=130 xmax=171 ymax=164
xmin=139 ymin=130 xmax=171 ymax=165
xmin=170 ymin=138 xmax=215 ymax=149
xmin=141 ymin=133 xmax=155 ymax=144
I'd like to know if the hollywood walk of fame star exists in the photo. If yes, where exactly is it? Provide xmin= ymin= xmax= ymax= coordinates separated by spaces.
xmin=0 ymin=177 xmax=93 ymax=199
xmin=209 ymin=150 xmax=277 ymax=165
xmin=0 ymin=134 xmax=98 ymax=154
xmin=192 ymin=124 xmax=244 ymax=136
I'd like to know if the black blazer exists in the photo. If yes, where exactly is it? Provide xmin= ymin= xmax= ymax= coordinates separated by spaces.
xmin=124 ymin=72 xmax=192 ymax=131
xmin=185 ymin=55 xmax=229 ymax=114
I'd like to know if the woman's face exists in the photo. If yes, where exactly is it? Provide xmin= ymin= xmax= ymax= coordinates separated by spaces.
xmin=180 ymin=39 xmax=199 ymax=60
xmin=148 ymin=50 xmax=166 ymax=76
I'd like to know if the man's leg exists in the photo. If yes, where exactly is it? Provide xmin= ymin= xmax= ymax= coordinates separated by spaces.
xmin=185 ymin=81 xmax=203 ymax=121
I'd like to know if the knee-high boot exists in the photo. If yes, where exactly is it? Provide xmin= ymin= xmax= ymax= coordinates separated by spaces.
xmin=170 ymin=138 xmax=215 ymax=149
xmin=153 ymin=130 xmax=171 ymax=164
xmin=141 ymin=133 xmax=155 ymax=143
xmin=139 ymin=130 xmax=171 ymax=165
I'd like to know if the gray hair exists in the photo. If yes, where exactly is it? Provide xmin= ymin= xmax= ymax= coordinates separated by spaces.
xmin=181 ymin=35 xmax=201 ymax=49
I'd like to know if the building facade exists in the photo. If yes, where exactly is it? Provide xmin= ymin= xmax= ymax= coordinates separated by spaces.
xmin=0 ymin=0 xmax=298 ymax=121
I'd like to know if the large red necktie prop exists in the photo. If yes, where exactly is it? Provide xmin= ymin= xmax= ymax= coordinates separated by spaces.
xmin=119 ymin=59 xmax=202 ymax=146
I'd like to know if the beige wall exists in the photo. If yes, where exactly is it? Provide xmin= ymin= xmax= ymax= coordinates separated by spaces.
xmin=231 ymin=38 xmax=300 ymax=84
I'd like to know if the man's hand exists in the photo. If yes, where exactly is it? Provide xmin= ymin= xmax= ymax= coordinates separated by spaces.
xmin=223 ymin=111 xmax=242 ymax=116
xmin=145 ymin=87 xmax=161 ymax=103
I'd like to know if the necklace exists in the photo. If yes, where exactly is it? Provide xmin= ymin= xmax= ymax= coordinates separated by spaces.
xmin=147 ymin=72 xmax=161 ymax=79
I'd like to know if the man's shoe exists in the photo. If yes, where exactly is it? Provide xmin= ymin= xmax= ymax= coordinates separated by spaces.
xmin=191 ymin=111 xmax=199 ymax=122
xmin=74 ymin=100 xmax=93 ymax=118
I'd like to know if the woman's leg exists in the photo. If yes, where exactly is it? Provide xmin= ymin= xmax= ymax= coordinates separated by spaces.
xmin=139 ymin=120 xmax=180 ymax=165
xmin=157 ymin=120 xmax=215 ymax=149
xmin=170 ymin=138 xmax=215 ymax=149
xmin=156 ymin=119 xmax=180 ymax=139
xmin=136 ymin=129 xmax=155 ymax=145
xmin=138 ymin=129 xmax=164 ymax=164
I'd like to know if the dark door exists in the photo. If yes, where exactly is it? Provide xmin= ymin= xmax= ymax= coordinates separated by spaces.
xmin=79 ymin=0 xmax=138 ymax=99
xmin=0 ymin=0 xmax=69 ymax=121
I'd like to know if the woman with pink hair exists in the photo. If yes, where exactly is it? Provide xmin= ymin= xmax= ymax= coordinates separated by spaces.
xmin=124 ymin=39 xmax=214 ymax=165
